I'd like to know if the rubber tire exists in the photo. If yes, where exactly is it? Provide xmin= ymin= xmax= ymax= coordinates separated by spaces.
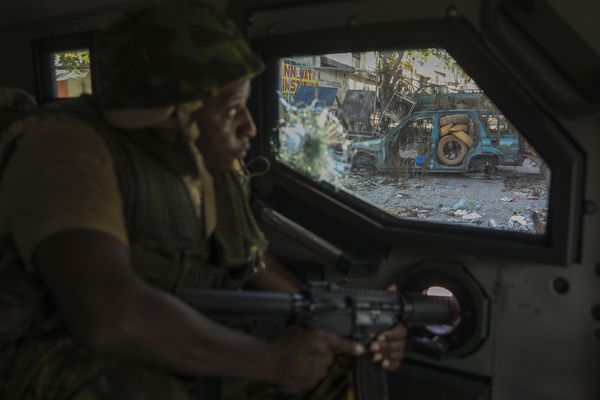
xmin=437 ymin=135 xmax=468 ymax=165
xmin=451 ymin=130 xmax=475 ymax=148
xmin=440 ymin=113 xmax=469 ymax=126
xmin=449 ymin=123 xmax=469 ymax=132
xmin=440 ymin=124 xmax=453 ymax=136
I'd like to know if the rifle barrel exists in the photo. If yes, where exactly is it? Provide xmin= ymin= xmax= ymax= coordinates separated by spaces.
xmin=401 ymin=294 xmax=460 ymax=326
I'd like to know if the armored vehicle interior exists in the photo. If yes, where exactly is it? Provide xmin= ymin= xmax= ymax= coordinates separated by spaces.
xmin=0 ymin=0 xmax=598 ymax=399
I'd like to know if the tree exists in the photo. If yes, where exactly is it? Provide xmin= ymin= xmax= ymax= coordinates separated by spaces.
xmin=376 ymin=50 xmax=407 ymax=132
xmin=54 ymin=50 xmax=90 ymax=74
xmin=405 ymin=48 xmax=454 ymax=69
xmin=375 ymin=48 xmax=475 ymax=131
xmin=377 ymin=48 xmax=454 ymax=113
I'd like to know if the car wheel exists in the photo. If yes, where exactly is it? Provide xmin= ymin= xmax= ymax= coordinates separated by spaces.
xmin=468 ymin=156 xmax=498 ymax=173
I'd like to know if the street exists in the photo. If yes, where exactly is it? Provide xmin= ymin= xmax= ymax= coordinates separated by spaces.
xmin=342 ymin=160 xmax=550 ymax=234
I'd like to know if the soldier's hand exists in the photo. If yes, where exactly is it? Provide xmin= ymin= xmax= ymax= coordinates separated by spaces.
xmin=370 ymin=323 xmax=407 ymax=371
xmin=266 ymin=326 xmax=364 ymax=390
xmin=370 ymin=283 xmax=407 ymax=371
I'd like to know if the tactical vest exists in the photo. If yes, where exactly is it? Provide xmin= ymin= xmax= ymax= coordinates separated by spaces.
xmin=0 ymin=97 xmax=267 ymax=384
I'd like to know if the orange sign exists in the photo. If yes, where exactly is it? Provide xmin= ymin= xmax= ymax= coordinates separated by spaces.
xmin=281 ymin=62 xmax=321 ymax=94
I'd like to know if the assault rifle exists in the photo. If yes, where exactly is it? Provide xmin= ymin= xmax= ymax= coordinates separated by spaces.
xmin=178 ymin=281 xmax=459 ymax=400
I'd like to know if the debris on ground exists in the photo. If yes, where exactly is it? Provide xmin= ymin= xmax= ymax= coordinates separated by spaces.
xmin=453 ymin=209 xmax=468 ymax=217
xmin=346 ymin=166 xmax=549 ymax=234
xmin=462 ymin=212 xmax=482 ymax=221
xmin=387 ymin=206 xmax=434 ymax=218
xmin=439 ymin=205 xmax=451 ymax=213
xmin=509 ymin=215 xmax=528 ymax=226
xmin=452 ymin=196 xmax=466 ymax=210
xmin=531 ymin=211 xmax=545 ymax=234
xmin=500 ymin=188 xmax=547 ymax=203
xmin=450 ymin=209 xmax=483 ymax=221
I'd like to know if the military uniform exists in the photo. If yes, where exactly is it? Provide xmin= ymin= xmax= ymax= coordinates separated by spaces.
xmin=0 ymin=2 xmax=268 ymax=399
xmin=0 ymin=2 xmax=353 ymax=399
xmin=0 ymin=96 xmax=271 ymax=399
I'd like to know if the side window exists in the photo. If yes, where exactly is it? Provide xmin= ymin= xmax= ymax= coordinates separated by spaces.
xmin=33 ymin=33 xmax=97 ymax=103
xmin=480 ymin=112 xmax=511 ymax=135
xmin=437 ymin=113 xmax=476 ymax=166
xmin=388 ymin=117 xmax=433 ymax=170
xmin=51 ymin=49 xmax=93 ymax=98
xmin=275 ymin=49 xmax=551 ymax=235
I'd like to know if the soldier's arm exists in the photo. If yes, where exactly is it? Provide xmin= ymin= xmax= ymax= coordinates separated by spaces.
xmin=34 ymin=230 xmax=363 ymax=388
xmin=34 ymin=230 xmax=276 ymax=380
xmin=243 ymin=251 xmax=301 ymax=294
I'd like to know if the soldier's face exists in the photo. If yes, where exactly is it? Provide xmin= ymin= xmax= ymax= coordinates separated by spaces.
xmin=193 ymin=80 xmax=256 ymax=172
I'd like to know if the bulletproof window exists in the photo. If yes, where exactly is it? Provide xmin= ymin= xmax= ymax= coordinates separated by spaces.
xmin=273 ymin=49 xmax=551 ymax=235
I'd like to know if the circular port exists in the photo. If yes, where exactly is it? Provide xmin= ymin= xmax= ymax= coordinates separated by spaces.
xmin=423 ymin=286 xmax=462 ymax=335
xmin=395 ymin=262 xmax=490 ymax=358
xmin=425 ymin=285 xmax=453 ymax=297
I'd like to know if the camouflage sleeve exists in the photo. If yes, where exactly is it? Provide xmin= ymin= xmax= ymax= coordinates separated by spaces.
xmin=0 ymin=114 xmax=129 ymax=271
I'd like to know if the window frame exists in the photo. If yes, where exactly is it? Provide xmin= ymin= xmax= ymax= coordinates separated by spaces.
xmin=249 ymin=18 xmax=584 ymax=265
xmin=384 ymin=114 xmax=435 ymax=168
xmin=32 ymin=31 xmax=100 ymax=104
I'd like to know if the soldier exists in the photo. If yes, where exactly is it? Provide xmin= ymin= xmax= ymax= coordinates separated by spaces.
xmin=0 ymin=1 xmax=406 ymax=399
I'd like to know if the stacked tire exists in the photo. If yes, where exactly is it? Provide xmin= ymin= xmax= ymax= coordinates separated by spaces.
xmin=437 ymin=114 xmax=474 ymax=165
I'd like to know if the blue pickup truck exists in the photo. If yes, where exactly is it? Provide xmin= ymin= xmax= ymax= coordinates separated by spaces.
xmin=349 ymin=109 xmax=524 ymax=172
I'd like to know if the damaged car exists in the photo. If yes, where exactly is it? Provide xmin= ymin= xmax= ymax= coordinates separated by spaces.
xmin=350 ymin=109 xmax=524 ymax=173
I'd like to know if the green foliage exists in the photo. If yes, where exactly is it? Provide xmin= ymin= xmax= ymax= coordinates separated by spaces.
xmin=54 ymin=50 xmax=90 ymax=73
xmin=405 ymin=48 xmax=454 ymax=69
xmin=377 ymin=50 xmax=408 ymax=94
xmin=377 ymin=49 xmax=455 ymax=104
xmin=376 ymin=50 xmax=410 ymax=131
xmin=376 ymin=48 xmax=468 ymax=131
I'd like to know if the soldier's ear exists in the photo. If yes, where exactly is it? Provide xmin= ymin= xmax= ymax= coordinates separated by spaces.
xmin=176 ymin=103 xmax=202 ymax=141
xmin=178 ymin=100 xmax=203 ymax=113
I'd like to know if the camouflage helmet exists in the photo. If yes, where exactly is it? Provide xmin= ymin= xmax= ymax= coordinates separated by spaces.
xmin=96 ymin=0 xmax=264 ymax=109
